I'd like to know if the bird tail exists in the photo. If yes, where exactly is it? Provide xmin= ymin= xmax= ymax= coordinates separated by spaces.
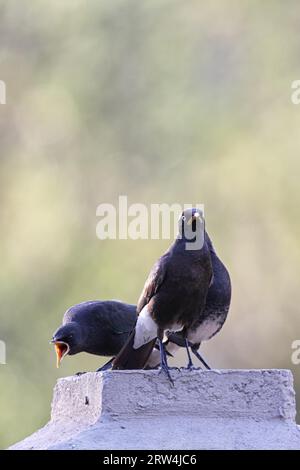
xmin=112 ymin=330 xmax=157 ymax=370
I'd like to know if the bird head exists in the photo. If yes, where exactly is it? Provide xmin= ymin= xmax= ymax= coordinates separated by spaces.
xmin=178 ymin=207 xmax=205 ymax=239
xmin=50 ymin=322 xmax=83 ymax=368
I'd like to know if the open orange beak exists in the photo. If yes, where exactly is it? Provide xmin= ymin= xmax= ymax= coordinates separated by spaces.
xmin=53 ymin=341 xmax=70 ymax=368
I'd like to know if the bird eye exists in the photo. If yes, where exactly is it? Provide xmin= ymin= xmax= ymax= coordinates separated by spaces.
xmin=182 ymin=215 xmax=186 ymax=221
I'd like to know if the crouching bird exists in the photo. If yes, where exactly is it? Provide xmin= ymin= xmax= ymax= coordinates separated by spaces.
xmin=112 ymin=208 xmax=213 ymax=383
xmin=51 ymin=300 xmax=136 ymax=368
xmin=146 ymin=231 xmax=231 ymax=369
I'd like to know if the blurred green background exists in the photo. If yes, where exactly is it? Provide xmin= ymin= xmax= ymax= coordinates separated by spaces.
xmin=1 ymin=0 xmax=300 ymax=449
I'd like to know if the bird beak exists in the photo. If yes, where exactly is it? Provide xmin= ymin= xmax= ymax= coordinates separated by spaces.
xmin=51 ymin=341 xmax=70 ymax=368
xmin=187 ymin=212 xmax=201 ymax=225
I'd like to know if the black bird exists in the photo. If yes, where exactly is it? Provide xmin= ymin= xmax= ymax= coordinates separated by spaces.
xmin=112 ymin=208 xmax=213 ymax=382
xmin=146 ymin=232 xmax=231 ymax=369
xmin=51 ymin=300 xmax=136 ymax=368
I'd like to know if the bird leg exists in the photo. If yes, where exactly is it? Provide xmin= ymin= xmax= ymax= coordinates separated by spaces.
xmin=191 ymin=345 xmax=211 ymax=370
xmin=185 ymin=339 xmax=194 ymax=369
xmin=158 ymin=338 xmax=174 ymax=385
xmin=154 ymin=342 xmax=174 ymax=357
xmin=96 ymin=357 xmax=114 ymax=372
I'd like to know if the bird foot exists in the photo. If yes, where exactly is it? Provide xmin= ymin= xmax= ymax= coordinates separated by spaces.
xmin=159 ymin=364 xmax=174 ymax=386
xmin=185 ymin=364 xmax=203 ymax=371
xmin=96 ymin=358 xmax=114 ymax=372
xmin=191 ymin=349 xmax=212 ymax=370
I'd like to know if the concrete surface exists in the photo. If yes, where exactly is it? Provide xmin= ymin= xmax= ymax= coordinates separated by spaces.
xmin=10 ymin=369 xmax=300 ymax=450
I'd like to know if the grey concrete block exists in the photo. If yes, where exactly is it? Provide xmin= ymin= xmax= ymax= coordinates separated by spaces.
xmin=9 ymin=369 xmax=300 ymax=450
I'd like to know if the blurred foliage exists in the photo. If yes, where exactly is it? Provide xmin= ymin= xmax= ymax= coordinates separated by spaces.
xmin=1 ymin=0 xmax=300 ymax=448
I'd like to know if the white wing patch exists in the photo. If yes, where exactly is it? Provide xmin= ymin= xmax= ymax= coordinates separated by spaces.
xmin=133 ymin=305 xmax=157 ymax=349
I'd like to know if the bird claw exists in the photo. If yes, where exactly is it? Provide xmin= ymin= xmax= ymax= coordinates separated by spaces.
xmin=191 ymin=348 xmax=211 ymax=370
xmin=185 ymin=364 xmax=203 ymax=371
xmin=96 ymin=358 xmax=114 ymax=372
xmin=159 ymin=364 xmax=174 ymax=386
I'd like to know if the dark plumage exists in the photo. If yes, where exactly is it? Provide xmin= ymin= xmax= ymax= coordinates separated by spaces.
xmin=112 ymin=208 xmax=213 ymax=380
xmin=51 ymin=300 xmax=136 ymax=367
xmin=146 ymin=231 xmax=231 ymax=368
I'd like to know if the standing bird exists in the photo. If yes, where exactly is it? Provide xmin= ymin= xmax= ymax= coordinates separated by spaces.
xmin=51 ymin=300 xmax=136 ymax=368
xmin=146 ymin=232 xmax=231 ymax=369
xmin=112 ymin=208 xmax=213 ymax=382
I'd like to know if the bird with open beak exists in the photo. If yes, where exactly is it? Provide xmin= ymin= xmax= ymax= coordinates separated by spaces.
xmin=51 ymin=300 xmax=137 ymax=368
xmin=51 ymin=323 xmax=75 ymax=368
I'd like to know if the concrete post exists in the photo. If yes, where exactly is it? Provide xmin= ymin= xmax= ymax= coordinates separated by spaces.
xmin=9 ymin=369 xmax=300 ymax=450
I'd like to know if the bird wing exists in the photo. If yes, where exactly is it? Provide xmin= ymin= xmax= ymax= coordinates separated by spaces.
xmin=137 ymin=253 xmax=169 ymax=314
xmin=112 ymin=253 xmax=169 ymax=370
xmin=106 ymin=312 xmax=136 ymax=336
